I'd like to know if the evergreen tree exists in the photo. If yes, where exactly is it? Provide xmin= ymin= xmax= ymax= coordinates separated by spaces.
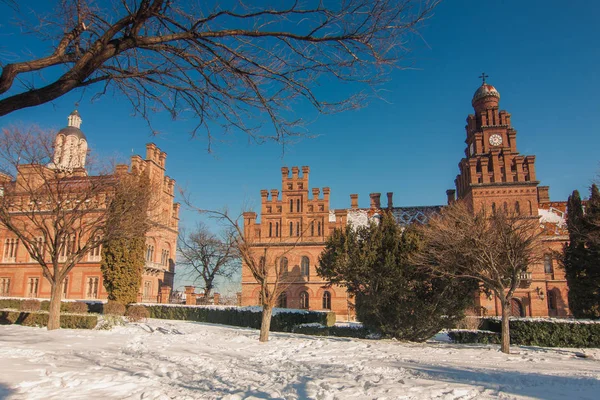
xmin=318 ymin=212 xmax=477 ymax=342
xmin=583 ymin=185 xmax=600 ymax=317
xmin=101 ymin=173 xmax=152 ymax=305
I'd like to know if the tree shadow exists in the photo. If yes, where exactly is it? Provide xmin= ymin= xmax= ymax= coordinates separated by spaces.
xmin=0 ymin=382 xmax=14 ymax=400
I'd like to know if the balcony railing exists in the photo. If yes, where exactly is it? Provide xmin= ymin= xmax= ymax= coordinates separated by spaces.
xmin=519 ymin=271 xmax=532 ymax=288
xmin=144 ymin=261 xmax=169 ymax=274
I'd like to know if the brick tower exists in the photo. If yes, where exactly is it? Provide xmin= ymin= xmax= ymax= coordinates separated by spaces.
xmin=450 ymin=77 xmax=540 ymax=216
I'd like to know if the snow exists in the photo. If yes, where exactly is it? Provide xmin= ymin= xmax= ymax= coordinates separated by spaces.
xmin=538 ymin=207 xmax=566 ymax=227
xmin=346 ymin=209 xmax=370 ymax=228
xmin=1 ymin=320 xmax=600 ymax=399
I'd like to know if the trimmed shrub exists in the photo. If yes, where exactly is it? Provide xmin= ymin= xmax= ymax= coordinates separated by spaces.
xmin=126 ymin=305 xmax=149 ymax=322
xmin=103 ymin=300 xmax=126 ymax=316
xmin=0 ymin=310 xmax=97 ymax=329
xmin=0 ymin=299 xmax=22 ymax=310
xmin=142 ymin=305 xmax=336 ymax=332
xmin=67 ymin=302 xmax=89 ymax=314
xmin=20 ymin=299 xmax=41 ymax=312
xmin=448 ymin=330 xmax=501 ymax=345
xmin=292 ymin=323 xmax=371 ymax=339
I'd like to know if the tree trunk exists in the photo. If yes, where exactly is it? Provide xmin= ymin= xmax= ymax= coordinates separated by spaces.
xmin=259 ymin=304 xmax=273 ymax=342
xmin=47 ymin=281 xmax=63 ymax=330
xmin=500 ymin=300 xmax=511 ymax=354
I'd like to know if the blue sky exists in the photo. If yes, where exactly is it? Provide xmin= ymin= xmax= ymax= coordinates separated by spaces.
xmin=2 ymin=1 xmax=599 ymax=291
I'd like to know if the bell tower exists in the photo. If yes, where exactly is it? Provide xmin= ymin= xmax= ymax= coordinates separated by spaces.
xmin=449 ymin=75 xmax=541 ymax=216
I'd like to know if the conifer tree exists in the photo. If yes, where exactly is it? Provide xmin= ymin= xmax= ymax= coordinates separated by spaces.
xmin=101 ymin=173 xmax=152 ymax=305
xmin=583 ymin=185 xmax=600 ymax=317
xmin=318 ymin=212 xmax=477 ymax=342
xmin=564 ymin=190 xmax=589 ymax=317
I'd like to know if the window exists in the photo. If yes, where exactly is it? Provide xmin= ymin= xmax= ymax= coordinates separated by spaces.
xmin=161 ymin=249 xmax=170 ymax=266
xmin=544 ymin=254 xmax=554 ymax=274
xmin=547 ymin=289 xmax=558 ymax=311
xmin=301 ymin=256 xmax=309 ymax=277
xmin=62 ymin=277 xmax=69 ymax=299
xmin=275 ymin=222 xmax=279 ymax=237
xmin=289 ymin=199 xmax=293 ymax=212
xmin=515 ymin=201 xmax=521 ymax=215
xmin=34 ymin=237 xmax=45 ymax=260
xmin=299 ymin=291 xmax=309 ymax=309
xmin=311 ymin=222 xmax=315 ymax=236
xmin=296 ymin=199 xmax=301 ymax=212
xmin=317 ymin=221 xmax=322 ymax=236
xmin=143 ymin=281 xmax=152 ymax=298
xmin=322 ymin=291 xmax=331 ymax=310
xmin=27 ymin=277 xmax=39 ymax=297
xmin=269 ymin=222 xmax=272 ymax=237
xmin=86 ymin=277 xmax=99 ymax=299
xmin=3 ymin=238 xmax=18 ymax=262
xmin=280 ymin=257 xmax=288 ymax=275
xmin=59 ymin=234 xmax=75 ymax=262
xmin=296 ymin=222 xmax=300 ymax=237
xmin=146 ymin=244 xmax=154 ymax=262
xmin=259 ymin=256 xmax=266 ymax=272
xmin=89 ymin=236 xmax=102 ymax=261
xmin=491 ymin=203 xmax=496 ymax=214
xmin=278 ymin=292 xmax=287 ymax=308
xmin=0 ymin=277 xmax=10 ymax=296
xmin=289 ymin=222 xmax=293 ymax=237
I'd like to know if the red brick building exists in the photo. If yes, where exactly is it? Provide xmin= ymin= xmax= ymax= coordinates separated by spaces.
xmin=241 ymin=80 xmax=570 ymax=319
xmin=0 ymin=111 xmax=180 ymax=303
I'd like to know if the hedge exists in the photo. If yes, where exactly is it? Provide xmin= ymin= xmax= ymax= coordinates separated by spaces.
xmin=141 ymin=305 xmax=336 ymax=332
xmin=447 ymin=329 xmax=501 ymax=345
xmin=0 ymin=310 xmax=98 ymax=329
xmin=291 ymin=323 xmax=371 ymax=339
xmin=450 ymin=318 xmax=600 ymax=348
xmin=0 ymin=298 xmax=103 ymax=314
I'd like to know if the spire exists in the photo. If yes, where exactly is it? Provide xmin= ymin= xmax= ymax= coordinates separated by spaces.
xmin=68 ymin=105 xmax=82 ymax=129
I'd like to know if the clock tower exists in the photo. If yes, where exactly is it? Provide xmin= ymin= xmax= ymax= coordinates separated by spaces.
xmin=448 ymin=78 xmax=541 ymax=216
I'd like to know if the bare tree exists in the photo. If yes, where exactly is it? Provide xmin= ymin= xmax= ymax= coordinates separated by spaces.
xmin=413 ymin=202 xmax=542 ymax=354
xmin=177 ymin=223 xmax=239 ymax=299
xmin=0 ymin=0 xmax=438 ymax=148
xmin=0 ymin=126 xmax=151 ymax=330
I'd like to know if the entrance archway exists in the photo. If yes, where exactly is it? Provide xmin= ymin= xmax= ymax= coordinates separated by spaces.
xmin=510 ymin=298 xmax=524 ymax=317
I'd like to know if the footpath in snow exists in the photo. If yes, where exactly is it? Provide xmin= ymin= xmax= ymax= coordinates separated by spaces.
xmin=0 ymin=319 xmax=599 ymax=399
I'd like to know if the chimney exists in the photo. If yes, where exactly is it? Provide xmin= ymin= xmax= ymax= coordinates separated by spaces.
xmin=538 ymin=186 xmax=550 ymax=204
xmin=281 ymin=167 xmax=289 ymax=178
xmin=369 ymin=193 xmax=381 ymax=209
xmin=312 ymin=188 xmax=320 ymax=200
xmin=323 ymin=187 xmax=330 ymax=202
xmin=350 ymin=194 xmax=359 ymax=209
xmin=260 ymin=189 xmax=269 ymax=203
xmin=446 ymin=189 xmax=456 ymax=205
xmin=302 ymin=166 xmax=310 ymax=180
xmin=291 ymin=166 xmax=299 ymax=179
xmin=386 ymin=192 xmax=393 ymax=209
xmin=270 ymin=189 xmax=279 ymax=202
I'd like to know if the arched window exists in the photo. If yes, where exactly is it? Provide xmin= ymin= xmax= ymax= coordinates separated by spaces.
xmin=297 ymin=198 xmax=301 ymax=212
xmin=289 ymin=199 xmax=293 ymax=212
xmin=311 ymin=221 xmax=315 ymax=236
xmin=515 ymin=201 xmax=520 ymax=215
xmin=544 ymin=253 xmax=554 ymax=274
xmin=491 ymin=203 xmax=496 ymax=214
xmin=289 ymin=222 xmax=293 ymax=237
xmin=269 ymin=222 xmax=272 ymax=237
xmin=296 ymin=222 xmax=300 ymax=237
xmin=278 ymin=292 xmax=287 ymax=308
xmin=528 ymin=200 xmax=533 ymax=216
xmin=503 ymin=202 xmax=508 ymax=213
xmin=322 ymin=291 xmax=331 ymax=310
xmin=301 ymin=256 xmax=310 ymax=277
xmin=299 ymin=291 xmax=309 ymax=309
xmin=317 ymin=221 xmax=322 ymax=236
xmin=280 ymin=257 xmax=288 ymax=274
xmin=547 ymin=289 xmax=558 ymax=311
xmin=275 ymin=222 xmax=279 ymax=237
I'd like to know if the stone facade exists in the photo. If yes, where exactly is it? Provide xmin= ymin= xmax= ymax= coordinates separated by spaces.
xmin=0 ymin=112 xmax=179 ymax=303
xmin=241 ymin=81 xmax=571 ymax=319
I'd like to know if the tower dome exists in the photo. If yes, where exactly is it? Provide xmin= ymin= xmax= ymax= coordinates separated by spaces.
xmin=472 ymin=83 xmax=500 ymax=112
xmin=49 ymin=109 xmax=88 ymax=172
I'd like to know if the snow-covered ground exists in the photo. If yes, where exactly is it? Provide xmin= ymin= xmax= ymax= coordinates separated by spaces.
xmin=0 ymin=320 xmax=599 ymax=400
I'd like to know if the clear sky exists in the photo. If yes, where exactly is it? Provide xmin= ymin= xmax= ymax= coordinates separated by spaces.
xmin=2 ymin=1 xmax=599 ymax=292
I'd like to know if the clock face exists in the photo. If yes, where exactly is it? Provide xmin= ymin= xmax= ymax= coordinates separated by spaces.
xmin=489 ymin=134 xmax=503 ymax=146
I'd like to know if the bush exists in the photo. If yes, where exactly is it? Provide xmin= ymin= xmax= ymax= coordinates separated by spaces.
xmin=448 ymin=329 xmax=500 ymax=344
xmin=292 ymin=323 xmax=371 ymax=339
xmin=0 ymin=299 xmax=22 ymax=310
xmin=20 ymin=299 xmax=41 ymax=312
xmin=103 ymin=300 xmax=126 ymax=316
xmin=0 ymin=310 xmax=98 ymax=329
xmin=67 ymin=302 xmax=89 ymax=314
xmin=126 ymin=305 xmax=149 ymax=322
xmin=142 ymin=305 xmax=336 ymax=332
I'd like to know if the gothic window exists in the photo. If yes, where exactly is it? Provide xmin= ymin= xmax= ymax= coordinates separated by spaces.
xmin=296 ymin=222 xmax=300 ymax=237
xmin=289 ymin=199 xmax=293 ymax=212
xmin=301 ymin=256 xmax=310 ymax=277
xmin=146 ymin=244 xmax=154 ymax=262
xmin=275 ymin=222 xmax=279 ymax=237
xmin=3 ymin=238 xmax=18 ymax=262
xmin=278 ymin=292 xmax=287 ymax=308
xmin=89 ymin=236 xmax=102 ymax=261
xmin=311 ymin=222 xmax=315 ymax=236
xmin=547 ymin=289 xmax=558 ymax=311
xmin=62 ymin=277 xmax=69 ymax=299
xmin=161 ymin=249 xmax=170 ymax=266
xmin=317 ymin=221 xmax=322 ymax=236
xmin=322 ymin=291 xmax=331 ymax=310
xmin=515 ymin=201 xmax=521 ymax=215
xmin=280 ymin=257 xmax=288 ymax=274
xmin=86 ymin=277 xmax=99 ymax=299
xmin=27 ymin=277 xmax=39 ymax=298
xmin=269 ymin=222 xmax=272 ymax=237
xmin=59 ymin=234 xmax=75 ymax=262
xmin=289 ymin=222 xmax=293 ymax=237
xmin=296 ymin=199 xmax=301 ymax=212
xmin=544 ymin=254 xmax=554 ymax=274
xmin=299 ymin=291 xmax=309 ymax=309
xmin=0 ymin=277 xmax=10 ymax=296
